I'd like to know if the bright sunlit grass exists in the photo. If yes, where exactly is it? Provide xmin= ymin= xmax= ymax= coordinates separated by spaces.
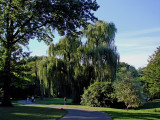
xmin=35 ymin=98 xmax=160 ymax=120
xmin=0 ymin=102 xmax=66 ymax=120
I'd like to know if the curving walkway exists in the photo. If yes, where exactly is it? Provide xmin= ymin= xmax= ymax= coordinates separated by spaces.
xmin=18 ymin=100 xmax=112 ymax=120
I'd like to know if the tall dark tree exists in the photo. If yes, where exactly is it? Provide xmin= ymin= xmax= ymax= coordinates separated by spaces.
xmin=142 ymin=47 xmax=160 ymax=98
xmin=0 ymin=0 xmax=99 ymax=106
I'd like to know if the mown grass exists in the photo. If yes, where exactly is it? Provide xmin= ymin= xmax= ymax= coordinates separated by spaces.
xmin=0 ymin=102 xmax=67 ymax=120
xmin=35 ymin=98 xmax=160 ymax=120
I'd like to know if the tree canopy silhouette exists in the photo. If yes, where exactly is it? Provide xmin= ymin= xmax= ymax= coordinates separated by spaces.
xmin=0 ymin=0 xmax=99 ymax=106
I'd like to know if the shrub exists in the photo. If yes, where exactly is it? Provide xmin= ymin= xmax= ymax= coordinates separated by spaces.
xmin=80 ymin=81 xmax=113 ymax=107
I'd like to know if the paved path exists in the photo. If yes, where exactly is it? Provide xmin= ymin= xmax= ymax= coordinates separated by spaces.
xmin=18 ymin=100 xmax=112 ymax=120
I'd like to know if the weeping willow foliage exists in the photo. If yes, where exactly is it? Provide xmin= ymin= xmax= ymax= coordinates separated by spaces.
xmin=37 ymin=56 xmax=68 ymax=97
xmin=37 ymin=20 xmax=119 ymax=102
xmin=83 ymin=20 xmax=119 ymax=82
xmin=38 ymin=57 xmax=49 ymax=96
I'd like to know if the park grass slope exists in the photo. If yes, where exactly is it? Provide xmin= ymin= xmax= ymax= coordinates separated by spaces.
xmin=0 ymin=102 xmax=67 ymax=120
xmin=35 ymin=98 xmax=160 ymax=120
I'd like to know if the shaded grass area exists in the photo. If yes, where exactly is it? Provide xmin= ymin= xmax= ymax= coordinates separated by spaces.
xmin=105 ymin=110 xmax=160 ymax=120
xmin=35 ymin=98 xmax=160 ymax=120
xmin=0 ymin=102 xmax=67 ymax=120
xmin=35 ymin=98 xmax=72 ymax=105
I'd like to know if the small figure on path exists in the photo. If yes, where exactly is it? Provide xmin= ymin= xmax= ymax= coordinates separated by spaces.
xmin=31 ymin=96 xmax=35 ymax=102
xmin=26 ymin=97 xmax=29 ymax=103
xmin=147 ymin=97 xmax=150 ymax=102
xmin=64 ymin=97 xmax=67 ymax=105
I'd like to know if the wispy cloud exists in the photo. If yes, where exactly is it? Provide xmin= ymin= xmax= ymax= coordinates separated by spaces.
xmin=116 ymin=28 xmax=160 ymax=68
xmin=117 ymin=28 xmax=160 ymax=38
xmin=117 ymin=36 xmax=160 ymax=50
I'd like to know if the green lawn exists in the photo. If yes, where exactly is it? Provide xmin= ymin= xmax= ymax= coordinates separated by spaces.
xmin=35 ymin=98 xmax=160 ymax=120
xmin=0 ymin=102 xmax=67 ymax=120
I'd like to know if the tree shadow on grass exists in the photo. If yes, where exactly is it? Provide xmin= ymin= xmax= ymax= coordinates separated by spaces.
xmin=139 ymin=101 xmax=160 ymax=110
xmin=0 ymin=103 xmax=66 ymax=120
xmin=105 ymin=110 xmax=160 ymax=120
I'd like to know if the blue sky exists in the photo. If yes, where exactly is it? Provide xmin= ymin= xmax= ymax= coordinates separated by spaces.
xmin=28 ymin=0 xmax=160 ymax=69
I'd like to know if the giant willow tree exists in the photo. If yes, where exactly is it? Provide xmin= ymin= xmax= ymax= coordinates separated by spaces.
xmin=37 ymin=20 xmax=119 ymax=103
xmin=0 ymin=0 xmax=99 ymax=106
